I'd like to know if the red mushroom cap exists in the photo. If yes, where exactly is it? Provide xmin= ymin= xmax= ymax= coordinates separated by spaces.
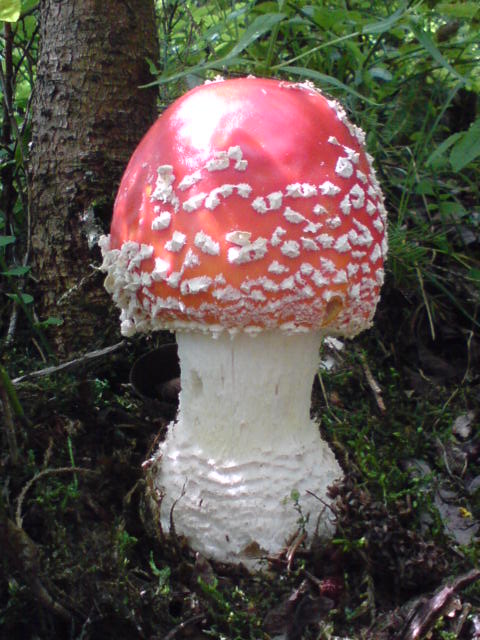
xmin=101 ymin=77 xmax=387 ymax=337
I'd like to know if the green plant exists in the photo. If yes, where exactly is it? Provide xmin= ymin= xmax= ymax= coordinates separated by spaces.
xmin=149 ymin=552 xmax=171 ymax=597
xmin=0 ymin=5 xmax=61 ymax=354
xmin=198 ymin=576 xmax=264 ymax=639
xmin=149 ymin=0 xmax=480 ymax=340
xmin=289 ymin=488 xmax=310 ymax=533
xmin=33 ymin=477 xmax=80 ymax=513
xmin=114 ymin=525 xmax=138 ymax=569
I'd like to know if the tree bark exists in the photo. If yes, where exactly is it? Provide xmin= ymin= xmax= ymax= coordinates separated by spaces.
xmin=29 ymin=0 xmax=158 ymax=356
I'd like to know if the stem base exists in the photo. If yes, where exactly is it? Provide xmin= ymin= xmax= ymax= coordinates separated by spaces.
xmin=152 ymin=331 xmax=343 ymax=567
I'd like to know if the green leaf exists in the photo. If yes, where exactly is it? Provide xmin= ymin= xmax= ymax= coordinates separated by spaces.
xmin=363 ymin=5 xmax=407 ymax=35
xmin=410 ymin=23 xmax=466 ymax=83
xmin=415 ymin=178 xmax=437 ymax=196
xmin=425 ymin=132 xmax=462 ymax=167
xmin=225 ymin=12 xmax=286 ymax=60
xmin=1 ymin=265 xmax=30 ymax=277
xmin=146 ymin=13 xmax=286 ymax=87
xmin=436 ymin=2 xmax=479 ymax=19
xmin=305 ymin=6 xmax=349 ymax=29
xmin=36 ymin=316 xmax=64 ymax=328
xmin=15 ymin=79 xmax=32 ymax=111
xmin=450 ymin=119 xmax=480 ymax=172
xmin=438 ymin=201 xmax=468 ymax=218
xmin=0 ymin=235 xmax=16 ymax=247
xmin=6 ymin=292 xmax=33 ymax=304
xmin=468 ymin=268 xmax=480 ymax=284
xmin=0 ymin=0 xmax=21 ymax=22
xmin=285 ymin=66 xmax=378 ymax=105
xmin=0 ymin=364 xmax=24 ymax=417
xmin=369 ymin=67 xmax=393 ymax=82
xmin=21 ymin=0 xmax=40 ymax=12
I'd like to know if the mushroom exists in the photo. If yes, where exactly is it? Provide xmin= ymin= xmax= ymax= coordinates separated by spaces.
xmin=100 ymin=77 xmax=388 ymax=567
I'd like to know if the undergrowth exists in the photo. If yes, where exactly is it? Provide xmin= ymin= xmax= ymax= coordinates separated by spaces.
xmin=1 ymin=1 xmax=480 ymax=638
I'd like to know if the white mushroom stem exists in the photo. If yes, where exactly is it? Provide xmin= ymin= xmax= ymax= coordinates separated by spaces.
xmin=153 ymin=331 xmax=343 ymax=568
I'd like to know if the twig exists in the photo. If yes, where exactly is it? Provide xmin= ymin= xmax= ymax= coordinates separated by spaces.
xmin=12 ymin=340 xmax=127 ymax=384
xmin=358 ymin=351 xmax=386 ymax=414
xmin=16 ymin=467 xmax=98 ymax=528
xmin=31 ymin=336 xmax=47 ymax=363
xmin=286 ymin=530 xmax=307 ymax=571
xmin=317 ymin=371 xmax=330 ymax=410
xmin=416 ymin=266 xmax=436 ymax=342
xmin=453 ymin=601 xmax=471 ymax=637
xmin=5 ymin=303 xmax=19 ymax=346
xmin=169 ymin=482 xmax=186 ymax=547
xmin=0 ymin=249 xmax=53 ymax=356
xmin=316 ymin=372 xmax=342 ymax=424
xmin=306 ymin=489 xmax=338 ymax=516
xmin=162 ymin=614 xmax=205 ymax=640
xmin=400 ymin=568 xmax=480 ymax=640
xmin=462 ymin=326 xmax=475 ymax=385
xmin=0 ymin=515 xmax=72 ymax=622
xmin=29 ymin=574 xmax=73 ymax=622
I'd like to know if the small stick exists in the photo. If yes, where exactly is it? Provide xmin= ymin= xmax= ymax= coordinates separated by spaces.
xmin=12 ymin=341 xmax=127 ymax=384
xmin=162 ymin=614 xmax=205 ymax=640
xmin=316 ymin=372 xmax=342 ymax=424
xmin=286 ymin=530 xmax=307 ymax=571
xmin=316 ymin=371 xmax=331 ymax=411
xmin=401 ymin=568 xmax=480 ymax=640
xmin=358 ymin=351 xmax=386 ymax=414
xmin=169 ymin=482 xmax=186 ymax=547
xmin=0 ymin=515 xmax=72 ymax=622
xmin=416 ymin=266 xmax=436 ymax=342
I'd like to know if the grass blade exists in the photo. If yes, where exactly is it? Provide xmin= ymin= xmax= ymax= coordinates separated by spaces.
xmin=410 ymin=23 xmax=466 ymax=83
xmin=450 ymin=119 xmax=480 ymax=172
xmin=226 ymin=13 xmax=286 ymax=60
xmin=285 ymin=66 xmax=379 ymax=105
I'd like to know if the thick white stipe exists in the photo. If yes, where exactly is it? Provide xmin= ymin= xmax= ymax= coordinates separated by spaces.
xmin=153 ymin=331 xmax=342 ymax=567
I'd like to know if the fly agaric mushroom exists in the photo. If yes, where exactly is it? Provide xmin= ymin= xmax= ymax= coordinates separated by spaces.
xmin=100 ymin=77 xmax=387 ymax=567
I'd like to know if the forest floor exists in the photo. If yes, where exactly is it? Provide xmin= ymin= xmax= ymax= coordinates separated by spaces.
xmin=1 ymin=292 xmax=480 ymax=640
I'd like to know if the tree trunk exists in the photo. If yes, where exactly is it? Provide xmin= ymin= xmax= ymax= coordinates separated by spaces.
xmin=29 ymin=0 xmax=158 ymax=356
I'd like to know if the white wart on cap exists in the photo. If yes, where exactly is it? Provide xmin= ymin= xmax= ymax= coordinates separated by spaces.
xmin=100 ymin=77 xmax=387 ymax=339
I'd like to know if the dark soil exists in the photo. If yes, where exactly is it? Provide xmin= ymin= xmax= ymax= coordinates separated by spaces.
xmin=1 ymin=295 xmax=480 ymax=639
